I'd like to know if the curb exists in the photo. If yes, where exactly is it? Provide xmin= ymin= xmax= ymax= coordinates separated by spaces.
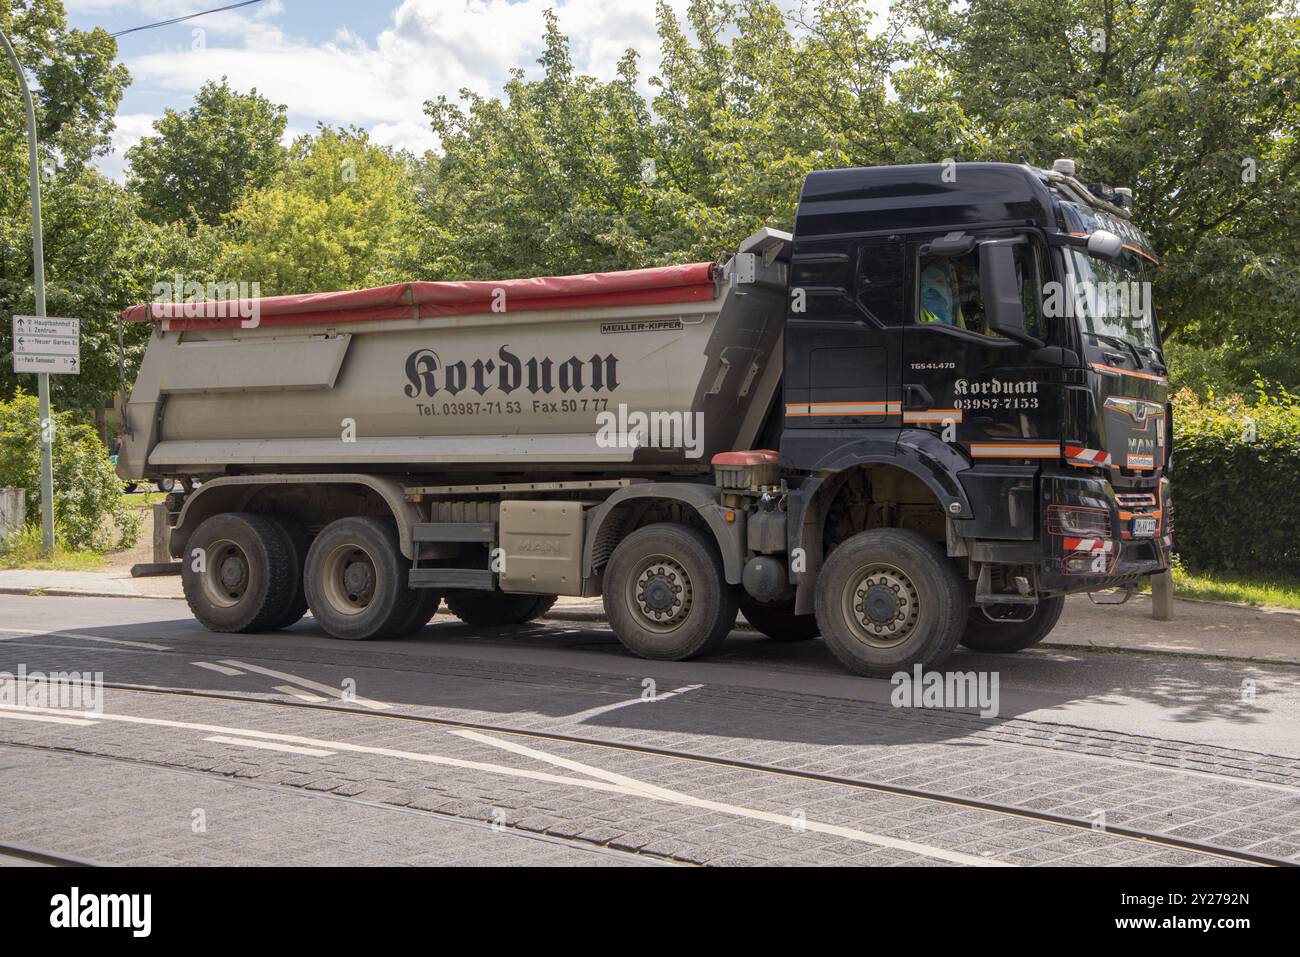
xmin=0 ymin=586 xmax=183 ymax=601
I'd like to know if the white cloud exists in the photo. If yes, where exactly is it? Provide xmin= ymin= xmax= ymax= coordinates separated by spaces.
xmin=100 ymin=111 xmax=158 ymax=181
xmin=99 ymin=0 xmax=675 ymax=178
xmin=97 ymin=0 xmax=889 ymax=179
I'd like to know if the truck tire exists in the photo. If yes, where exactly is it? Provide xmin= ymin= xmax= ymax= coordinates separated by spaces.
xmin=960 ymin=595 xmax=1065 ymax=654
xmin=396 ymin=589 xmax=444 ymax=637
xmin=304 ymin=517 xmax=418 ymax=641
xmin=445 ymin=593 xmax=556 ymax=627
xmin=268 ymin=515 xmax=313 ymax=631
xmin=738 ymin=595 xmax=819 ymax=641
xmin=603 ymin=523 xmax=737 ymax=660
xmin=814 ymin=528 xmax=965 ymax=677
xmin=182 ymin=512 xmax=297 ymax=634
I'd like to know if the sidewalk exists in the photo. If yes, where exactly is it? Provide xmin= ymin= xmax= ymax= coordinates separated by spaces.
xmin=1 ymin=567 xmax=1296 ymax=664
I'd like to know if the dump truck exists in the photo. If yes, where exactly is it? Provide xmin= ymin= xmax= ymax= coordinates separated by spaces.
xmin=117 ymin=161 xmax=1171 ymax=677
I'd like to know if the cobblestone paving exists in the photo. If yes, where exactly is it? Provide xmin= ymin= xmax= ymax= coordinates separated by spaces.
xmin=0 ymin=745 xmax=651 ymax=866
xmin=1 ymin=628 xmax=1295 ymax=866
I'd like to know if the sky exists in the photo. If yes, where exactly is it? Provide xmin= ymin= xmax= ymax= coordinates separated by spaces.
xmin=68 ymin=0 xmax=893 ymax=182
xmin=63 ymin=0 xmax=692 ymax=180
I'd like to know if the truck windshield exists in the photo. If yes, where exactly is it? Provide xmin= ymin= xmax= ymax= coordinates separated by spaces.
xmin=1066 ymin=247 xmax=1159 ymax=352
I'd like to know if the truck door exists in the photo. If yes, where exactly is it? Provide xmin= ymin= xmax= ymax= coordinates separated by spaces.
xmin=901 ymin=230 xmax=1063 ymax=539
xmin=783 ymin=236 xmax=905 ymax=435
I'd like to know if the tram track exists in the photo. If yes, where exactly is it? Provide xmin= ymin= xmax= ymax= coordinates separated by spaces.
xmin=2 ymin=681 xmax=1291 ymax=868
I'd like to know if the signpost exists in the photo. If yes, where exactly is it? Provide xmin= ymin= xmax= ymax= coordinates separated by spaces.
xmin=2 ymin=28 xmax=55 ymax=555
xmin=13 ymin=316 xmax=80 ymax=375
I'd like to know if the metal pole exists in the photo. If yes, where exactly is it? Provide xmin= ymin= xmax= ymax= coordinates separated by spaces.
xmin=1 ymin=29 xmax=55 ymax=556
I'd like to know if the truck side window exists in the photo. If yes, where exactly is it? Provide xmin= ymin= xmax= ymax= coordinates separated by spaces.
xmin=854 ymin=240 xmax=906 ymax=325
xmin=914 ymin=240 xmax=1045 ymax=339
xmin=917 ymin=249 xmax=987 ymax=332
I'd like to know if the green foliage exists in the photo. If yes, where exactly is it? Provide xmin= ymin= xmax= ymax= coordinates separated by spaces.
xmin=0 ymin=390 xmax=140 ymax=551
xmin=126 ymin=78 xmax=288 ymax=227
xmin=891 ymin=0 xmax=1300 ymax=349
xmin=0 ymin=0 xmax=128 ymax=168
xmin=218 ymin=127 xmax=418 ymax=295
xmin=1170 ymin=388 xmax=1300 ymax=575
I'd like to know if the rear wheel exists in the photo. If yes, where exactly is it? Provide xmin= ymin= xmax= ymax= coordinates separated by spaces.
xmin=268 ymin=514 xmax=313 ymax=630
xmin=814 ymin=528 xmax=966 ymax=677
xmin=304 ymin=517 xmax=417 ymax=641
xmin=960 ymin=595 xmax=1065 ymax=653
xmin=395 ymin=589 xmax=443 ymax=637
xmin=182 ymin=512 xmax=296 ymax=633
xmin=445 ymin=593 xmax=556 ymax=627
xmin=603 ymin=523 xmax=736 ymax=660
xmin=738 ymin=595 xmax=819 ymax=641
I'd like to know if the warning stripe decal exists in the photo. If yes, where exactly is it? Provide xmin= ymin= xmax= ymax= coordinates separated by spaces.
xmin=902 ymin=409 xmax=964 ymax=424
xmin=1064 ymin=443 xmax=1113 ymax=468
xmin=1064 ymin=538 xmax=1114 ymax=553
xmin=970 ymin=442 xmax=1061 ymax=459
xmin=785 ymin=401 xmax=902 ymax=417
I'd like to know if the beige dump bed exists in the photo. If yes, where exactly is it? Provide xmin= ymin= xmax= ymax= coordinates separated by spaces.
xmin=117 ymin=230 xmax=790 ymax=481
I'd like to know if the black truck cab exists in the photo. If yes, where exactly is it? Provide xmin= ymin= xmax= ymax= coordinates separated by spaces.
xmin=779 ymin=162 xmax=1170 ymax=616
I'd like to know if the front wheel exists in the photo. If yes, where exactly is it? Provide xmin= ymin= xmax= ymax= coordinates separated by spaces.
xmin=738 ymin=595 xmax=819 ymax=641
xmin=814 ymin=528 xmax=966 ymax=677
xmin=603 ymin=523 xmax=737 ymax=660
xmin=960 ymin=595 xmax=1065 ymax=653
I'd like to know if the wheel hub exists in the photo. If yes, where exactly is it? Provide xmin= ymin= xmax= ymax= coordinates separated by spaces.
xmin=219 ymin=555 xmax=247 ymax=591
xmin=847 ymin=565 xmax=920 ymax=648
xmin=343 ymin=560 xmax=374 ymax=597
xmin=631 ymin=558 xmax=693 ymax=631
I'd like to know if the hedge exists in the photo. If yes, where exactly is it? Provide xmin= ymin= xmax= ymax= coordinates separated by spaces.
xmin=1169 ymin=388 xmax=1300 ymax=577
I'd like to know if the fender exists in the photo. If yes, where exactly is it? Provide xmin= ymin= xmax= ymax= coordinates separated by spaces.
xmin=581 ymin=482 xmax=746 ymax=585
xmin=785 ymin=430 xmax=974 ymax=614
xmin=171 ymin=474 xmax=423 ymax=560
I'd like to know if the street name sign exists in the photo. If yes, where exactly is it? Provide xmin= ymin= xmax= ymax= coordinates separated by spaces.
xmin=12 ymin=315 xmax=79 ymax=375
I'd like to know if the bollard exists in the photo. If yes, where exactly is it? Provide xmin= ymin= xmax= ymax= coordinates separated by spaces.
xmin=0 ymin=487 xmax=25 ymax=547
xmin=152 ymin=501 xmax=171 ymax=564
xmin=1151 ymin=569 xmax=1173 ymax=621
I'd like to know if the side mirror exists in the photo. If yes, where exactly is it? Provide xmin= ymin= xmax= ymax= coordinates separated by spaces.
xmin=920 ymin=231 xmax=975 ymax=258
xmin=979 ymin=239 xmax=1043 ymax=347
xmin=1086 ymin=229 xmax=1124 ymax=262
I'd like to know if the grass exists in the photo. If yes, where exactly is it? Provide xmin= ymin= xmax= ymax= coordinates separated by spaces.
xmin=1141 ymin=559 xmax=1300 ymax=611
xmin=0 ymin=526 xmax=107 ymax=571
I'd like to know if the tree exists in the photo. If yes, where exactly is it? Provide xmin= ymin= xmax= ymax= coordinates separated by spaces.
xmin=890 ymin=0 xmax=1300 ymax=358
xmin=1 ymin=0 xmax=149 ymax=419
xmin=126 ymin=78 xmax=288 ymax=227
xmin=218 ymin=127 xmax=419 ymax=294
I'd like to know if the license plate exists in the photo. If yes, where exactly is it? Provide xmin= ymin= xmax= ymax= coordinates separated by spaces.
xmin=1131 ymin=516 xmax=1157 ymax=538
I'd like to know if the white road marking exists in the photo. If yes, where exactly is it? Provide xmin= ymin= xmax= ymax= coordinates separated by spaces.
xmin=217 ymin=660 xmax=391 ymax=710
xmin=205 ymin=735 xmax=335 ymax=757
xmin=0 ymin=628 xmax=169 ymax=651
xmin=0 ymin=703 xmax=642 ymax=796
xmin=192 ymin=661 xmax=245 ymax=677
xmin=0 ymin=711 xmax=98 ymax=727
xmin=273 ymin=685 xmax=329 ymax=703
xmin=449 ymin=729 xmax=1012 ymax=867
xmin=566 ymin=684 xmax=704 ymax=723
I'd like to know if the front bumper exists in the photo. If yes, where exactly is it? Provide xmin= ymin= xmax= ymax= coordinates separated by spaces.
xmin=1038 ymin=470 xmax=1171 ymax=593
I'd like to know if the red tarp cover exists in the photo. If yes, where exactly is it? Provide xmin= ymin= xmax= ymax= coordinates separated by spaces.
xmin=121 ymin=263 xmax=718 ymax=331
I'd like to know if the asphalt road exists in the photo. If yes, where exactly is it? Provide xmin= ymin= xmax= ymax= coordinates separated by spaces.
xmin=2 ymin=593 xmax=1298 ymax=866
